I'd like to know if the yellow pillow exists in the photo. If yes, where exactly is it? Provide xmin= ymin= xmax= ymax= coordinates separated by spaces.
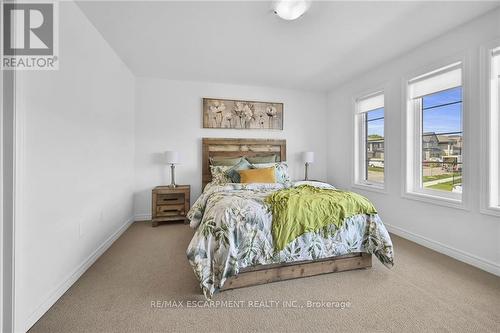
xmin=238 ymin=167 xmax=276 ymax=183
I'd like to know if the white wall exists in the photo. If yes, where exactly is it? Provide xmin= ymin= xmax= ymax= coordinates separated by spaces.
xmin=2 ymin=67 xmax=16 ymax=333
xmin=14 ymin=2 xmax=135 ymax=331
xmin=327 ymin=9 xmax=500 ymax=275
xmin=134 ymin=78 xmax=328 ymax=219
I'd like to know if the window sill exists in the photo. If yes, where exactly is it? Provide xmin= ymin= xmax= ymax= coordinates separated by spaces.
xmin=352 ymin=182 xmax=387 ymax=194
xmin=480 ymin=206 xmax=500 ymax=218
xmin=402 ymin=190 xmax=468 ymax=211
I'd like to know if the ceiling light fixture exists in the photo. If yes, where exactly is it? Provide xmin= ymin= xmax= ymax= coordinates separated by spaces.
xmin=272 ymin=0 xmax=311 ymax=21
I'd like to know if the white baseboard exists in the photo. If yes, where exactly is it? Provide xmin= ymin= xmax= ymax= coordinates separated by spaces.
xmin=134 ymin=213 xmax=151 ymax=221
xmin=385 ymin=223 xmax=500 ymax=277
xmin=23 ymin=216 xmax=134 ymax=332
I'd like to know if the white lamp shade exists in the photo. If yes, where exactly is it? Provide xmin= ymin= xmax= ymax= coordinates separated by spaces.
xmin=164 ymin=151 xmax=179 ymax=164
xmin=302 ymin=151 xmax=314 ymax=163
xmin=272 ymin=0 xmax=311 ymax=20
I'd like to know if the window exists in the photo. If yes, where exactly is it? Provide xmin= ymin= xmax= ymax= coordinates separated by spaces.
xmin=354 ymin=92 xmax=385 ymax=188
xmin=487 ymin=47 xmax=500 ymax=210
xmin=406 ymin=62 xmax=463 ymax=202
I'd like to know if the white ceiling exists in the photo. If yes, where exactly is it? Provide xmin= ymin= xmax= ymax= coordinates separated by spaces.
xmin=77 ymin=1 xmax=500 ymax=91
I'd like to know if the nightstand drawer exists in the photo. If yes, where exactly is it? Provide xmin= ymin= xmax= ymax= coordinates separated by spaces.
xmin=156 ymin=204 xmax=185 ymax=217
xmin=152 ymin=185 xmax=190 ymax=227
xmin=157 ymin=193 xmax=184 ymax=205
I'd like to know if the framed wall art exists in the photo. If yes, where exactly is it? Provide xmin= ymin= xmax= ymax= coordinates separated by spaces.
xmin=203 ymin=98 xmax=283 ymax=130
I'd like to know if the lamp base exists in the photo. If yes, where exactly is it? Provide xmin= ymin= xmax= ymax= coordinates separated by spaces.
xmin=169 ymin=164 xmax=177 ymax=188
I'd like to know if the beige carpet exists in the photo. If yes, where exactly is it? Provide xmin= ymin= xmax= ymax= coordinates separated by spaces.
xmin=30 ymin=221 xmax=500 ymax=333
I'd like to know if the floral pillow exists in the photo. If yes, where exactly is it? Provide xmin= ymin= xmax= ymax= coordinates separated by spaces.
xmin=210 ymin=159 xmax=254 ymax=184
xmin=252 ymin=161 xmax=290 ymax=184
xmin=210 ymin=165 xmax=232 ymax=184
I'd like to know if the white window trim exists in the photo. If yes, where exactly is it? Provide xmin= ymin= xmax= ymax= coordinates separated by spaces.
xmin=353 ymin=90 xmax=387 ymax=193
xmin=401 ymin=55 xmax=471 ymax=210
xmin=480 ymin=41 xmax=500 ymax=217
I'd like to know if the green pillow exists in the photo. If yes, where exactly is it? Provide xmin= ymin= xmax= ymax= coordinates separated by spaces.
xmin=226 ymin=159 xmax=254 ymax=183
xmin=246 ymin=155 xmax=278 ymax=164
xmin=209 ymin=156 xmax=243 ymax=166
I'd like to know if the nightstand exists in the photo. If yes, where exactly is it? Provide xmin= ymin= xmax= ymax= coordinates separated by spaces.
xmin=151 ymin=185 xmax=190 ymax=227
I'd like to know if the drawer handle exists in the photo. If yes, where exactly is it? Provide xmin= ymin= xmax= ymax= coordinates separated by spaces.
xmin=160 ymin=208 xmax=183 ymax=213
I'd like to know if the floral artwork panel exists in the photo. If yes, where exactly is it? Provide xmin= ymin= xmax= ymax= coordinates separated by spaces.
xmin=203 ymin=98 xmax=284 ymax=130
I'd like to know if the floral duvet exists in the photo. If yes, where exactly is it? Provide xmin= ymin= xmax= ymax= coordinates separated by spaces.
xmin=186 ymin=181 xmax=394 ymax=298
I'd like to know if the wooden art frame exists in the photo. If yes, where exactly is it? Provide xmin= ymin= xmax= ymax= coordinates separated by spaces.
xmin=203 ymin=98 xmax=284 ymax=130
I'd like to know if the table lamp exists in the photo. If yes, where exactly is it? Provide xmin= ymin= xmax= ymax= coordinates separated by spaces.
xmin=302 ymin=151 xmax=314 ymax=181
xmin=165 ymin=151 xmax=179 ymax=187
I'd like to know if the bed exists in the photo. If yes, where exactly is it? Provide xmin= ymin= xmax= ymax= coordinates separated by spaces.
xmin=186 ymin=138 xmax=394 ymax=298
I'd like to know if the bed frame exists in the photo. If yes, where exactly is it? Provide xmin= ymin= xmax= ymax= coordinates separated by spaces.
xmin=221 ymin=253 xmax=372 ymax=290
xmin=201 ymin=137 xmax=372 ymax=290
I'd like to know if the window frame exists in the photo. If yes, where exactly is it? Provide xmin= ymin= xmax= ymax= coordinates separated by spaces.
xmin=353 ymin=90 xmax=386 ymax=193
xmin=402 ymin=56 xmax=470 ymax=210
xmin=480 ymin=41 xmax=500 ymax=217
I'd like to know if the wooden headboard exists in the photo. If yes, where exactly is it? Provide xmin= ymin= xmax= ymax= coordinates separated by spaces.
xmin=202 ymin=138 xmax=286 ymax=190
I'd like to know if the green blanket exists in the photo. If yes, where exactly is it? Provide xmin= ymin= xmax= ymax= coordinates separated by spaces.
xmin=265 ymin=185 xmax=377 ymax=251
